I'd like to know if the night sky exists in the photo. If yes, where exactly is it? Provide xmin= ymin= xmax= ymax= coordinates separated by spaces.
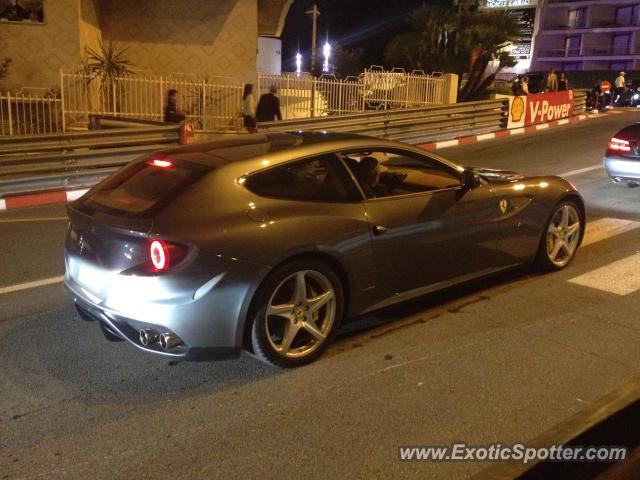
xmin=281 ymin=0 xmax=452 ymax=71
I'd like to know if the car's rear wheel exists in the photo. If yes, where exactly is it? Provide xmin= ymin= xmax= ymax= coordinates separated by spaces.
xmin=536 ymin=201 xmax=582 ymax=270
xmin=250 ymin=260 xmax=343 ymax=368
xmin=625 ymin=181 xmax=638 ymax=188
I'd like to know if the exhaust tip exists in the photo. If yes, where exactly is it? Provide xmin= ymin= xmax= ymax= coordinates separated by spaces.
xmin=160 ymin=332 xmax=183 ymax=350
xmin=139 ymin=328 xmax=159 ymax=346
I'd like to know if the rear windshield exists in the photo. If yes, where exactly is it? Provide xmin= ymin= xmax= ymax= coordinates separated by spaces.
xmin=82 ymin=158 xmax=210 ymax=217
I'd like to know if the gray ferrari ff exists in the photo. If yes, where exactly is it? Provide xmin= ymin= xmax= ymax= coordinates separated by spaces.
xmin=64 ymin=132 xmax=585 ymax=367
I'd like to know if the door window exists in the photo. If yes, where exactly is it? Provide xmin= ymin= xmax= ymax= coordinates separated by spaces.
xmin=340 ymin=149 xmax=462 ymax=199
xmin=244 ymin=153 xmax=361 ymax=202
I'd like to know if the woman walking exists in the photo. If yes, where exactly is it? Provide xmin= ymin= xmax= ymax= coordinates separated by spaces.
xmin=242 ymin=84 xmax=257 ymax=133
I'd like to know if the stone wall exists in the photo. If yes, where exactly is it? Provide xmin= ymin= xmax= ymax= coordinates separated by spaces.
xmin=98 ymin=0 xmax=257 ymax=81
xmin=0 ymin=0 xmax=81 ymax=91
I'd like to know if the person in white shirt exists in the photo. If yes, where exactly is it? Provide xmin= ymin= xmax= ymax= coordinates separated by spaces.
xmin=242 ymin=84 xmax=257 ymax=132
xmin=614 ymin=71 xmax=626 ymax=105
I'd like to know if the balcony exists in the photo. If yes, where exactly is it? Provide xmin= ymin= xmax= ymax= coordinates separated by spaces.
xmin=543 ymin=20 xmax=638 ymax=31
xmin=537 ymin=47 xmax=640 ymax=58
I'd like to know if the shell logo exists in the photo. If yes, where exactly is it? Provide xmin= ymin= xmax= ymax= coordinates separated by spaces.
xmin=511 ymin=97 xmax=525 ymax=123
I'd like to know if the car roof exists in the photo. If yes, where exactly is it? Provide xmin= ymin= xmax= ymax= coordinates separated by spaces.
xmin=158 ymin=131 xmax=406 ymax=167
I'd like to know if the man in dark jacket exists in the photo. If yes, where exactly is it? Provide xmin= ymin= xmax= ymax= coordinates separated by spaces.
xmin=256 ymin=85 xmax=283 ymax=122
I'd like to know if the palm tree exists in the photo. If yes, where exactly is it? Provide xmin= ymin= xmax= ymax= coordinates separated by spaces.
xmin=85 ymin=39 xmax=133 ymax=113
xmin=457 ymin=11 xmax=520 ymax=100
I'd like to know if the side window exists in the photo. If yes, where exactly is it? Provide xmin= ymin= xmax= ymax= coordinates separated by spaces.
xmin=244 ymin=153 xmax=361 ymax=202
xmin=342 ymin=149 xmax=462 ymax=199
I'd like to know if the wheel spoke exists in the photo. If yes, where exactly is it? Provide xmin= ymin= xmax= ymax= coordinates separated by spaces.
xmin=278 ymin=321 xmax=300 ymax=354
xmin=566 ymin=222 xmax=580 ymax=237
xmin=292 ymin=271 xmax=307 ymax=305
xmin=267 ymin=303 xmax=294 ymax=317
xmin=550 ymin=239 xmax=563 ymax=261
xmin=303 ymin=317 xmax=326 ymax=341
xmin=307 ymin=290 xmax=334 ymax=314
xmin=548 ymin=224 xmax=561 ymax=237
xmin=561 ymin=205 xmax=570 ymax=228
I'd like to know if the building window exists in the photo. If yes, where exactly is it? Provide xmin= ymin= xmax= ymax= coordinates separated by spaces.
xmin=565 ymin=36 xmax=581 ymax=57
xmin=612 ymin=34 xmax=631 ymax=56
xmin=567 ymin=8 xmax=586 ymax=29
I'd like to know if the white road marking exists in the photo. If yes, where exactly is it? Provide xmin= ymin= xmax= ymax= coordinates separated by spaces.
xmin=557 ymin=119 xmax=570 ymax=125
xmin=536 ymin=123 xmax=549 ymax=130
xmin=0 ymin=199 xmax=5 ymax=211
xmin=558 ymin=164 xmax=601 ymax=177
xmin=569 ymin=253 xmax=640 ymax=295
xmin=435 ymin=139 xmax=458 ymax=149
xmin=0 ymin=276 xmax=64 ymax=296
xmin=582 ymin=217 xmax=640 ymax=247
xmin=511 ymin=128 xmax=525 ymax=135
xmin=66 ymin=189 xmax=88 ymax=201
xmin=477 ymin=133 xmax=495 ymax=141
xmin=578 ymin=115 xmax=587 ymax=120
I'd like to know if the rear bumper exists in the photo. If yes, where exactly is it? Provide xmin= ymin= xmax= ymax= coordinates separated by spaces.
xmin=603 ymin=156 xmax=640 ymax=182
xmin=64 ymin=251 xmax=270 ymax=361
xmin=65 ymin=281 xmax=242 ymax=360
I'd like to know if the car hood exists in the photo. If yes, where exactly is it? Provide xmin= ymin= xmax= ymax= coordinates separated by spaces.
xmin=468 ymin=167 xmax=525 ymax=183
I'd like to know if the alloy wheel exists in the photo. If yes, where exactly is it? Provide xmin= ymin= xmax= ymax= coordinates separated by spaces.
xmin=545 ymin=203 xmax=581 ymax=268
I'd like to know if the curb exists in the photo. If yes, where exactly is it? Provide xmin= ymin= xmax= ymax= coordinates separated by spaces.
xmin=0 ymin=189 xmax=88 ymax=212
xmin=418 ymin=109 xmax=623 ymax=151
xmin=0 ymin=110 xmax=625 ymax=212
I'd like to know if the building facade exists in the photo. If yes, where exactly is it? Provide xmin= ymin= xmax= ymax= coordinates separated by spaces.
xmin=479 ymin=0 xmax=542 ymax=74
xmin=532 ymin=0 xmax=640 ymax=71
xmin=0 ymin=0 xmax=291 ymax=92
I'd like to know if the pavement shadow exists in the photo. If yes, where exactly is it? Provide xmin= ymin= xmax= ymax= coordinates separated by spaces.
xmin=0 ymin=305 xmax=282 ymax=407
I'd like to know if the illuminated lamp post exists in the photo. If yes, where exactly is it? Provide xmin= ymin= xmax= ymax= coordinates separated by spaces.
xmin=322 ymin=41 xmax=331 ymax=73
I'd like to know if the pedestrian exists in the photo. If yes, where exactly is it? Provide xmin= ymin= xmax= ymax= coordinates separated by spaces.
xmin=164 ymin=89 xmax=186 ymax=123
xmin=558 ymin=72 xmax=569 ymax=91
xmin=614 ymin=71 xmax=626 ymax=104
xmin=256 ymin=85 xmax=283 ymax=122
xmin=544 ymin=68 xmax=558 ymax=93
xmin=242 ymin=83 xmax=257 ymax=133
xmin=521 ymin=76 xmax=530 ymax=95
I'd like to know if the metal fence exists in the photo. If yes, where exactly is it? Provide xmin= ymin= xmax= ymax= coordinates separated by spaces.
xmin=0 ymin=90 xmax=62 ymax=136
xmin=1 ymin=67 xmax=448 ymax=136
xmin=60 ymin=70 xmax=243 ymax=132
xmin=257 ymin=67 xmax=447 ymax=119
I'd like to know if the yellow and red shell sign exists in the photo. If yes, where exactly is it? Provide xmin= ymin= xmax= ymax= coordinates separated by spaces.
xmin=510 ymin=96 xmax=525 ymax=123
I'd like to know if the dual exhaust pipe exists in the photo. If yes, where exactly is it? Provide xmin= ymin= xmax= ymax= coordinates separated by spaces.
xmin=139 ymin=328 xmax=183 ymax=350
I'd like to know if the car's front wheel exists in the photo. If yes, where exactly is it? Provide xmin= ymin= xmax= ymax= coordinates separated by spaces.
xmin=250 ymin=260 xmax=343 ymax=368
xmin=536 ymin=201 xmax=583 ymax=270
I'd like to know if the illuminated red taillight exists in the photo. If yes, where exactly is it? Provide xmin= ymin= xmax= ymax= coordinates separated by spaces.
xmin=147 ymin=159 xmax=173 ymax=168
xmin=608 ymin=137 xmax=631 ymax=152
xmin=150 ymin=240 xmax=169 ymax=270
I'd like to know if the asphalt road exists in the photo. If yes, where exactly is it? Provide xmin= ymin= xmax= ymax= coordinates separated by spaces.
xmin=2 ymin=111 xmax=640 ymax=479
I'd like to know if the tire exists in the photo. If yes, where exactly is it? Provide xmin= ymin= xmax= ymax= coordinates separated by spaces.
xmin=250 ymin=259 xmax=344 ymax=368
xmin=535 ymin=200 xmax=583 ymax=271
xmin=625 ymin=181 xmax=638 ymax=188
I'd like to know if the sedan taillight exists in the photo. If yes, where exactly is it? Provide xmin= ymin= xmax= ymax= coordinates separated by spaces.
xmin=608 ymin=137 xmax=631 ymax=152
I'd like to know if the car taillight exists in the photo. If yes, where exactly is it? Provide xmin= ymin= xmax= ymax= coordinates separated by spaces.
xmin=147 ymin=159 xmax=173 ymax=168
xmin=150 ymin=240 xmax=169 ymax=270
xmin=608 ymin=137 xmax=631 ymax=152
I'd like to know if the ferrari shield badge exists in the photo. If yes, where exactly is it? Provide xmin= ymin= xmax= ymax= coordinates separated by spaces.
xmin=499 ymin=199 xmax=508 ymax=215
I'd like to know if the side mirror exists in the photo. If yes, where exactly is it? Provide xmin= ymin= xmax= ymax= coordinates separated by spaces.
xmin=461 ymin=169 xmax=480 ymax=190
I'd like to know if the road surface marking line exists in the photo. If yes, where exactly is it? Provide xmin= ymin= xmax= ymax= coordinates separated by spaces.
xmin=581 ymin=217 xmax=640 ymax=247
xmin=557 ymin=119 xmax=570 ymax=125
xmin=477 ymin=133 xmax=495 ymax=141
xmin=511 ymin=128 xmax=525 ymax=135
xmin=0 ymin=275 xmax=65 ymax=296
xmin=558 ymin=164 xmax=601 ymax=177
xmin=578 ymin=115 xmax=587 ymax=120
xmin=536 ymin=123 xmax=550 ymax=130
xmin=0 ymin=216 xmax=68 ymax=223
xmin=66 ymin=189 xmax=88 ymax=201
xmin=435 ymin=139 xmax=458 ymax=149
xmin=0 ymin=199 xmax=5 ymax=211
xmin=569 ymin=253 xmax=640 ymax=295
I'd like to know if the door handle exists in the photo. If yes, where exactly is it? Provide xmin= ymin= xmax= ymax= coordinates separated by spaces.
xmin=373 ymin=225 xmax=388 ymax=235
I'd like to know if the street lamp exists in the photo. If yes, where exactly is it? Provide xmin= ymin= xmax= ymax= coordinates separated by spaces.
xmin=295 ymin=52 xmax=302 ymax=75
xmin=322 ymin=41 xmax=331 ymax=73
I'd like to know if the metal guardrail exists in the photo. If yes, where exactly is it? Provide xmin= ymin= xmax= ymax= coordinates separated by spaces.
xmin=0 ymin=94 xmax=588 ymax=199
xmin=0 ymin=124 xmax=180 ymax=197
xmin=259 ymin=99 xmax=509 ymax=144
